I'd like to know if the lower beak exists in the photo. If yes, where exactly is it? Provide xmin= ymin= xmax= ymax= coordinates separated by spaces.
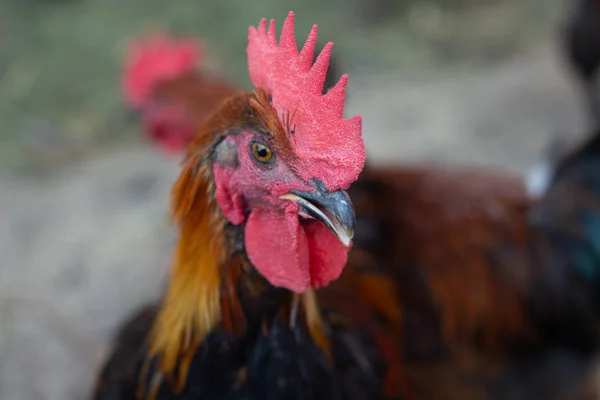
xmin=280 ymin=188 xmax=355 ymax=247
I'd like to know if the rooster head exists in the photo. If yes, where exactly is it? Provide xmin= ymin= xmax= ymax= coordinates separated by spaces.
xmin=194 ymin=11 xmax=366 ymax=293
xmin=122 ymin=34 xmax=202 ymax=155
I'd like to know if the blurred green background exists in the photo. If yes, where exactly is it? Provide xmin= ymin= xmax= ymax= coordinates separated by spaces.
xmin=1 ymin=0 xmax=560 ymax=176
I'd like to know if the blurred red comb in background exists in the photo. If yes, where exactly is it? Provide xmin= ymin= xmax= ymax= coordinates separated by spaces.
xmin=122 ymin=35 xmax=202 ymax=108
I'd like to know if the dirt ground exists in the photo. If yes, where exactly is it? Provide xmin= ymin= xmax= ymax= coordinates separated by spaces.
xmin=0 ymin=0 xmax=595 ymax=398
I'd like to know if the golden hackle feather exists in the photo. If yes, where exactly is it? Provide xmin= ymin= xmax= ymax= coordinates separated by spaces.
xmin=144 ymin=127 xmax=225 ymax=394
xmin=302 ymin=288 xmax=332 ymax=362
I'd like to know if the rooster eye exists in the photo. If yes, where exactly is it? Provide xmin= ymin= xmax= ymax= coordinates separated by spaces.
xmin=251 ymin=142 xmax=274 ymax=163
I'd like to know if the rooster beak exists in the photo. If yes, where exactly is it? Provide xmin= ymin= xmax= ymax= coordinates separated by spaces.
xmin=280 ymin=187 xmax=355 ymax=247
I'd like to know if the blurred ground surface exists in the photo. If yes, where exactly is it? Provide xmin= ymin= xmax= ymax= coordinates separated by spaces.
xmin=0 ymin=0 xmax=593 ymax=399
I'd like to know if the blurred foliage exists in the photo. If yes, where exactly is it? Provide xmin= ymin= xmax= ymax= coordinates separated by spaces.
xmin=0 ymin=0 xmax=562 ymax=175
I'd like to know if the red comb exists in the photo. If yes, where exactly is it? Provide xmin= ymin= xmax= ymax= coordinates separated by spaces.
xmin=247 ymin=11 xmax=365 ymax=190
xmin=122 ymin=35 xmax=202 ymax=108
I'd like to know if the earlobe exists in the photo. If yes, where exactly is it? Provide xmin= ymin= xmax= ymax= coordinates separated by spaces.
xmin=214 ymin=164 xmax=246 ymax=225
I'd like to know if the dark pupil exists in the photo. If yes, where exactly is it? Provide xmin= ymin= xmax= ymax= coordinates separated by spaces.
xmin=257 ymin=145 xmax=268 ymax=158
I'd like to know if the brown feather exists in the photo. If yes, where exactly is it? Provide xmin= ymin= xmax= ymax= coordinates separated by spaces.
xmin=344 ymin=164 xmax=600 ymax=399
xmin=151 ymin=72 xmax=239 ymax=131
xmin=352 ymin=166 xmax=536 ymax=348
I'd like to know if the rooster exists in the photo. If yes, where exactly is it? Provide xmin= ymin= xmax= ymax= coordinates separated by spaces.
xmin=561 ymin=0 xmax=600 ymax=126
xmin=94 ymin=12 xmax=403 ymax=400
xmin=122 ymin=33 xmax=341 ymax=156
xmin=103 ymin=11 xmax=600 ymax=400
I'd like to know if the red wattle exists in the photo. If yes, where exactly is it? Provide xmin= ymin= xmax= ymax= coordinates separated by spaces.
xmin=245 ymin=203 xmax=310 ymax=293
xmin=305 ymin=220 xmax=349 ymax=288
xmin=245 ymin=202 xmax=351 ymax=292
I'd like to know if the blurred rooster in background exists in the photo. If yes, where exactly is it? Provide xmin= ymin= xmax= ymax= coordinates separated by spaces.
xmin=122 ymin=32 xmax=341 ymax=156
xmin=100 ymin=9 xmax=600 ymax=400
xmin=562 ymin=0 xmax=600 ymax=127
xmin=122 ymin=36 xmax=238 ymax=155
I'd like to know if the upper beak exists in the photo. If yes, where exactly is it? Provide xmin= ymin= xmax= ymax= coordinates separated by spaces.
xmin=280 ymin=185 xmax=355 ymax=247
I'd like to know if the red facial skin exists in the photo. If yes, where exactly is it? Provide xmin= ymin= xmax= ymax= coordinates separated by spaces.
xmin=212 ymin=130 xmax=349 ymax=293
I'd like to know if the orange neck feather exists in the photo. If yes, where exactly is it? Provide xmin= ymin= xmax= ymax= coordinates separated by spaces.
xmin=144 ymin=132 xmax=229 ymax=392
